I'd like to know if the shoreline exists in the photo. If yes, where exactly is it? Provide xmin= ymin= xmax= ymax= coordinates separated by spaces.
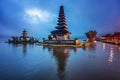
xmin=98 ymin=40 xmax=120 ymax=45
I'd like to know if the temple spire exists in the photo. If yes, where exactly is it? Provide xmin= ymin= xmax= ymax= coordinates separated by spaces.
xmin=59 ymin=5 xmax=65 ymax=17
xmin=56 ymin=5 xmax=67 ymax=29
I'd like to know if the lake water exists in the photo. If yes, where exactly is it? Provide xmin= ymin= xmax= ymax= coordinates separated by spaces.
xmin=0 ymin=41 xmax=120 ymax=80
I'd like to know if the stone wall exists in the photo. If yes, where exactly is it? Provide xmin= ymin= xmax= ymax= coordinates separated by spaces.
xmin=43 ymin=40 xmax=76 ymax=45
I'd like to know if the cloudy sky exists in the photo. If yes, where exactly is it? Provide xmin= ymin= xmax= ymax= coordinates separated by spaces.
xmin=0 ymin=0 xmax=120 ymax=40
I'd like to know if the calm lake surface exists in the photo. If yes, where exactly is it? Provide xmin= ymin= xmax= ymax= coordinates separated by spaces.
xmin=0 ymin=41 xmax=120 ymax=80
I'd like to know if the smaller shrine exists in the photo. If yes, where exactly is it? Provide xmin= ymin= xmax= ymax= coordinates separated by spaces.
xmin=85 ymin=30 xmax=97 ymax=42
xmin=7 ymin=29 xmax=39 ymax=44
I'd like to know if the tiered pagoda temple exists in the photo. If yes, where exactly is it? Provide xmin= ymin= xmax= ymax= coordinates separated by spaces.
xmin=43 ymin=5 xmax=81 ymax=45
xmin=51 ymin=5 xmax=71 ymax=40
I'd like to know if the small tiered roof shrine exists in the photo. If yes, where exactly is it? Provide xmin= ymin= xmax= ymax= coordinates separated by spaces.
xmin=20 ymin=29 xmax=29 ymax=41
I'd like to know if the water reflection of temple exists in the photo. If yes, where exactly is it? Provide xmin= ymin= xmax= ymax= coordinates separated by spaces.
xmin=22 ymin=44 xmax=27 ymax=56
xmin=82 ymin=42 xmax=96 ymax=51
xmin=53 ymin=47 xmax=69 ymax=80
xmin=82 ymin=42 xmax=97 ymax=59
xmin=10 ymin=44 xmax=34 ymax=57
xmin=43 ymin=46 xmax=77 ymax=80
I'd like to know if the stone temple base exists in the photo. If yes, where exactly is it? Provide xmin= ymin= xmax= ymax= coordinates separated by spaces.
xmin=43 ymin=39 xmax=79 ymax=45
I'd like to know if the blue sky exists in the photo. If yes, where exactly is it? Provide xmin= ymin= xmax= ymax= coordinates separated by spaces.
xmin=0 ymin=0 xmax=120 ymax=40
